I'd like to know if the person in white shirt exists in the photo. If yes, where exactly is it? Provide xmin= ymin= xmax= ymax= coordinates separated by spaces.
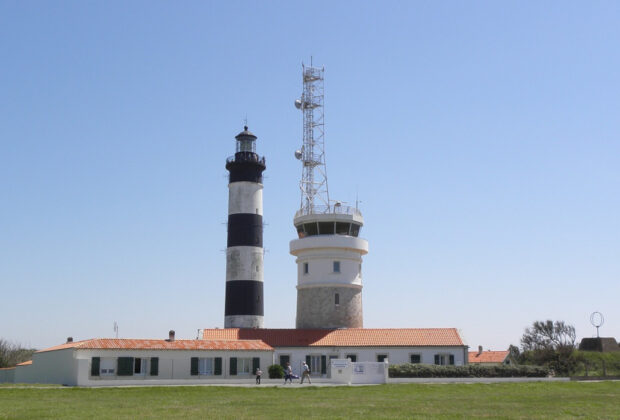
xmin=300 ymin=361 xmax=311 ymax=384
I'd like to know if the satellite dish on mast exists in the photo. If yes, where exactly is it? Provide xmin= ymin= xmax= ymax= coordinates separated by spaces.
xmin=294 ymin=150 xmax=303 ymax=160
xmin=294 ymin=99 xmax=303 ymax=109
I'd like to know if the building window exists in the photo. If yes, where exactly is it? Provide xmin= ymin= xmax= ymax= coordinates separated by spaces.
xmin=134 ymin=358 xmax=145 ymax=375
xmin=279 ymin=355 xmax=290 ymax=369
xmin=335 ymin=293 xmax=340 ymax=305
xmin=199 ymin=358 xmax=214 ymax=375
xmin=333 ymin=261 xmax=340 ymax=273
xmin=192 ymin=357 xmax=223 ymax=376
xmin=434 ymin=354 xmax=455 ymax=366
xmin=377 ymin=354 xmax=388 ymax=363
xmin=345 ymin=354 xmax=357 ymax=362
xmin=303 ymin=262 xmax=309 ymax=274
xmin=410 ymin=354 xmax=421 ymax=364
xmin=308 ymin=355 xmax=327 ymax=375
xmin=237 ymin=358 xmax=254 ymax=374
xmin=97 ymin=358 xmax=116 ymax=376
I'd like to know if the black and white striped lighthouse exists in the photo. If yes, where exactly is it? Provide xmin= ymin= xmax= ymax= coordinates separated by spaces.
xmin=224 ymin=126 xmax=266 ymax=328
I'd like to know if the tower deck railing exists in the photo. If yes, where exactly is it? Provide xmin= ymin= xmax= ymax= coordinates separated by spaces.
xmin=226 ymin=152 xmax=266 ymax=165
xmin=295 ymin=205 xmax=362 ymax=219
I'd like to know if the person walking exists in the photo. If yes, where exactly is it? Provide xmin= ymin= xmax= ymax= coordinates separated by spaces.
xmin=255 ymin=368 xmax=262 ymax=385
xmin=284 ymin=362 xmax=293 ymax=385
xmin=300 ymin=361 xmax=311 ymax=384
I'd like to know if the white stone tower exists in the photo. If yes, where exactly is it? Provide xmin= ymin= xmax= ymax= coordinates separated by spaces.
xmin=224 ymin=126 xmax=266 ymax=328
xmin=290 ymin=62 xmax=368 ymax=329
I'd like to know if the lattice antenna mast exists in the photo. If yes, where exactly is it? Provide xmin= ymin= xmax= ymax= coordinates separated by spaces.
xmin=294 ymin=61 xmax=329 ymax=215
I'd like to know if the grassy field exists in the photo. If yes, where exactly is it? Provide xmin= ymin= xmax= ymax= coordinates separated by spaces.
xmin=0 ymin=382 xmax=618 ymax=419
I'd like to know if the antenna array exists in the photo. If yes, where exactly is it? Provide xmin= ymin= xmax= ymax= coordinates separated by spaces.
xmin=294 ymin=61 xmax=329 ymax=215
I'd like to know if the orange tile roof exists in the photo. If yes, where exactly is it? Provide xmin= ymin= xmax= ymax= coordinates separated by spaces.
xmin=16 ymin=360 xmax=33 ymax=366
xmin=202 ymin=328 xmax=464 ymax=347
xmin=37 ymin=338 xmax=273 ymax=353
xmin=468 ymin=351 xmax=509 ymax=364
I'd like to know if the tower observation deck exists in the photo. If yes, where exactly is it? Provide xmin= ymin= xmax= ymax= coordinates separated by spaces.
xmin=290 ymin=62 xmax=368 ymax=329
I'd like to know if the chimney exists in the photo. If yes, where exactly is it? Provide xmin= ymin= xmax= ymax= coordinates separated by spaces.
xmin=478 ymin=345 xmax=483 ymax=356
xmin=168 ymin=330 xmax=175 ymax=342
xmin=66 ymin=337 xmax=73 ymax=343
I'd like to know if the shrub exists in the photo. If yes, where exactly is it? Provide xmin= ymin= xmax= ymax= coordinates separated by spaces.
xmin=268 ymin=364 xmax=284 ymax=379
xmin=520 ymin=348 xmax=580 ymax=376
xmin=572 ymin=350 xmax=620 ymax=376
xmin=388 ymin=363 xmax=548 ymax=378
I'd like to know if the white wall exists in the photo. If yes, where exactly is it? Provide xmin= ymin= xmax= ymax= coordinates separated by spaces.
xmin=274 ymin=346 xmax=468 ymax=377
xmin=330 ymin=359 xmax=389 ymax=384
xmin=226 ymin=247 xmax=264 ymax=282
xmin=75 ymin=349 xmax=273 ymax=386
xmin=0 ymin=368 xmax=15 ymax=383
xmin=295 ymin=247 xmax=364 ymax=288
xmin=1 ymin=348 xmax=273 ymax=386
xmin=228 ymin=182 xmax=263 ymax=215
xmin=27 ymin=349 xmax=78 ymax=385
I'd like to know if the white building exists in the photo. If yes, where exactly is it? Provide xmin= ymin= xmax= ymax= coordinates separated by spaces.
xmin=0 ymin=336 xmax=273 ymax=386
xmin=202 ymin=328 xmax=468 ymax=377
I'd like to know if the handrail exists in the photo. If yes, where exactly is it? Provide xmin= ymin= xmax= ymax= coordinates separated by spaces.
xmin=226 ymin=152 xmax=266 ymax=165
xmin=295 ymin=205 xmax=362 ymax=219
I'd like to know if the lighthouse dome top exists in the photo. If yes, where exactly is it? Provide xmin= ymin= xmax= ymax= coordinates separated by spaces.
xmin=235 ymin=126 xmax=257 ymax=140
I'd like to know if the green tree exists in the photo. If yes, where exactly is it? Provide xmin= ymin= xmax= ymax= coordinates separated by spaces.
xmin=0 ymin=339 xmax=36 ymax=368
xmin=520 ymin=320 xmax=577 ymax=376
xmin=521 ymin=320 xmax=576 ymax=351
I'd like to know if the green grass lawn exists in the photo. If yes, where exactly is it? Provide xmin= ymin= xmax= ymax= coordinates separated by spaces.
xmin=0 ymin=382 xmax=618 ymax=419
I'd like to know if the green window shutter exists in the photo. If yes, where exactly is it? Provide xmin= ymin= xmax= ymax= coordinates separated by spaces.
xmin=190 ymin=357 xmax=199 ymax=375
xmin=434 ymin=355 xmax=440 ymax=365
xmin=229 ymin=357 xmax=237 ymax=375
xmin=449 ymin=355 xmax=455 ymax=365
xmin=321 ymin=356 xmax=327 ymax=374
xmin=150 ymin=357 xmax=159 ymax=376
xmin=252 ymin=357 xmax=260 ymax=374
xmin=91 ymin=357 xmax=100 ymax=376
xmin=117 ymin=357 xmax=134 ymax=376
xmin=214 ymin=357 xmax=222 ymax=375
xmin=305 ymin=355 xmax=311 ymax=367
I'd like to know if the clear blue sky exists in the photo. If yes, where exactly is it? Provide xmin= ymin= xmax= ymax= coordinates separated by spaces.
xmin=1 ymin=1 xmax=618 ymax=350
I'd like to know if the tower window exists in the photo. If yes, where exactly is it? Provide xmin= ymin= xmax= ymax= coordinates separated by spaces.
xmin=303 ymin=262 xmax=309 ymax=274
xmin=237 ymin=139 xmax=256 ymax=153
xmin=333 ymin=261 xmax=340 ymax=273
xmin=335 ymin=293 xmax=339 ymax=305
